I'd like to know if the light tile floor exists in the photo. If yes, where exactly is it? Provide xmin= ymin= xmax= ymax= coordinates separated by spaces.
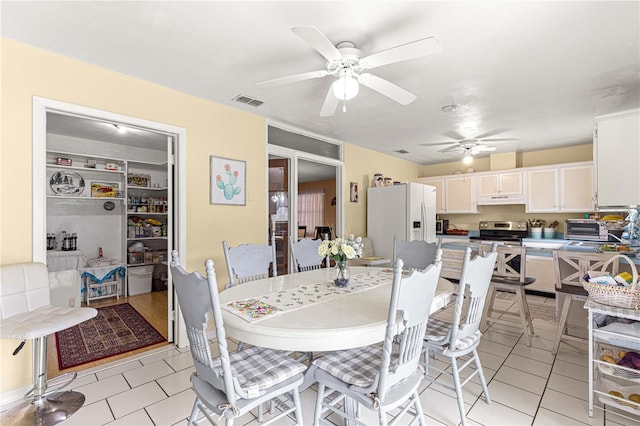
xmin=6 ymin=293 xmax=639 ymax=425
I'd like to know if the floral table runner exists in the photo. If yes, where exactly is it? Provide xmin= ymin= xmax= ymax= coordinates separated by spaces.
xmin=223 ymin=270 xmax=393 ymax=323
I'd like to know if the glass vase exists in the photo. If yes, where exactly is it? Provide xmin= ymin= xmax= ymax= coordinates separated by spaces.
xmin=334 ymin=260 xmax=350 ymax=287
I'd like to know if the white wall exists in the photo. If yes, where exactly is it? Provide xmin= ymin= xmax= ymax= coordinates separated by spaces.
xmin=47 ymin=200 xmax=122 ymax=261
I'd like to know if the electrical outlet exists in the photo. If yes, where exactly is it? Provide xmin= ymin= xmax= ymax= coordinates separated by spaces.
xmin=69 ymin=297 xmax=75 ymax=307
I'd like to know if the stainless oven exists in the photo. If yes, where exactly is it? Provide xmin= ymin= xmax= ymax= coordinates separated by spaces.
xmin=565 ymin=219 xmax=608 ymax=241
xmin=471 ymin=220 xmax=529 ymax=244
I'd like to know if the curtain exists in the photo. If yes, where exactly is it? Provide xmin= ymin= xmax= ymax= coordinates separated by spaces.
xmin=298 ymin=189 xmax=324 ymax=238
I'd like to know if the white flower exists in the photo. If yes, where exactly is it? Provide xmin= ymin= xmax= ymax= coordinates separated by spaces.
xmin=318 ymin=240 xmax=330 ymax=257
xmin=317 ymin=235 xmax=363 ymax=262
xmin=342 ymin=245 xmax=356 ymax=259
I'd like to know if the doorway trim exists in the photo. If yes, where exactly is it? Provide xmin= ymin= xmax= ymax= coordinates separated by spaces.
xmin=32 ymin=96 xmax=188 ymax=347
xmin=268 ymin=123 xmax=345 ymax=272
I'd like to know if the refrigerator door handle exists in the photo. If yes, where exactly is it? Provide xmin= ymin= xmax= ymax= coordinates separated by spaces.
xmin=420 ymin=202 xmax=425 ymax=240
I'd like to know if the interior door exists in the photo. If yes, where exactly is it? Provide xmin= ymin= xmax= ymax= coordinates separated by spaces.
xmin=268 ymin=146 xmax=343 ymax=274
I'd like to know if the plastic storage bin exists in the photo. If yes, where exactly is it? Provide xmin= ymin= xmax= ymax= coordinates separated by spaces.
xmin=128 ymin=265 xmax=154 ymax=295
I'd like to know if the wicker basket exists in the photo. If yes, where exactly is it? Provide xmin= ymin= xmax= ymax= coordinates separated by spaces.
xmin=583 ymin=254 xmax=640 ymax=310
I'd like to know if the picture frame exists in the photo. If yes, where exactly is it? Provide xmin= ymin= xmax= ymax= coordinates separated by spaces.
xmin=350 ymin=182 xmax=359 ymax=203
xmin=90 ymin=181 xmax=120 ymax=198
xmin=210 ymin=156 xmax=246 ymax=205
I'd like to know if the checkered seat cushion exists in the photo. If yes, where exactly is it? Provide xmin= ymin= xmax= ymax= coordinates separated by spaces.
xmin=211 ymin=346 xmax=306 ymax=395
xmin=424 ymin=318 xmax=480 ymax=351
xmin=313 ymin=344 xmax=398 ymax=387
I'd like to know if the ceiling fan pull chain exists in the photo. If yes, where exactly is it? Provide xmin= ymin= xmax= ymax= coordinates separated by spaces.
xmin=342 ymin=101 xmax=347 ymax=113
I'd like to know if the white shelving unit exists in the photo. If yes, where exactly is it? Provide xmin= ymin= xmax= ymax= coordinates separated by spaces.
xmin=46 ymin=151 xmax=127 ymax=201
xmin=587 ymin=298 xmax=640 ymax=422
xmin=126 ymin=161 xmax=170 ymax=294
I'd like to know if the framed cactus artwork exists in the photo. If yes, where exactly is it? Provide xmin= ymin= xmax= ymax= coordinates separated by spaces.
xmin=210 ymin=156 xmax=246 ymax=205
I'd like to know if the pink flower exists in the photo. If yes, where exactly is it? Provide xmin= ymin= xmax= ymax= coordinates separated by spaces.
xmin=224 ymin=164 xmax=231 ymax=171
xmin=216 ymin=175 xmax=222 ymax=181
xmin=233 ymin=170 xmax=239 ymax=177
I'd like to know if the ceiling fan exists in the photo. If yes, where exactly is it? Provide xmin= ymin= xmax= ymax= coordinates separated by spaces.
xmin=421 ymin=130 xmax=518 ymax=157
xmin=256 ymin=26 xmax=443 ymax=117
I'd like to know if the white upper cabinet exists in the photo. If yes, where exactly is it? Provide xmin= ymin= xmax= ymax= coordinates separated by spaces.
xmin=419 ymin=177 xmax=445 ymax=213
xmin=526 ymin=162 xmax=593 ymax=212
xmin=418 ymin=175 xmax=477 ymax=214
xmin=560 ymin=164 xmax=594 ymax=211
xmin=476 ymin=171 xmax=524 ymax=204
xmin=526 ymin=168 xmax=559 ymax=212
xmin=594 ymin=110 xmax=640 ymax=208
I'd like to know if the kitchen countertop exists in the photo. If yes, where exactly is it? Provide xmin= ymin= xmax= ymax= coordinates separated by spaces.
xmin=437 ymin=235 xmax=640 ymax=264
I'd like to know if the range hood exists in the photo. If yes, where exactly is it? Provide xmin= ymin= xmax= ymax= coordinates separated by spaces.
xmin=477 ymin=193 xmax=527 ymax=205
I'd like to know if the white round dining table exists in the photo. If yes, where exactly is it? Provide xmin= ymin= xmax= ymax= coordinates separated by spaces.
xmin=219 ymin=266 xmax=456 ymax=352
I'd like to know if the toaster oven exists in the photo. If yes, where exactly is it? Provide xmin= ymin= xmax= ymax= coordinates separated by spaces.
xmin=565 ymin=219 xmax=609 ymax=241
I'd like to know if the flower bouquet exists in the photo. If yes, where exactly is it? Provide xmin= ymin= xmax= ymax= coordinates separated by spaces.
xmin=318 ymin=235 xmax=363 ymax=287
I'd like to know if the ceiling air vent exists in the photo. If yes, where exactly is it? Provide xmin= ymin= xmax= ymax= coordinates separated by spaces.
xmin=394 ymin=149 xmax=409 ymax=154
xmin=233 ymin=95 xmax=264 ymax=107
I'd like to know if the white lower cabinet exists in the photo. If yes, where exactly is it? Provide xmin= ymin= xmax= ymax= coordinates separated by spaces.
xmin=587 ymin=298 xmax=640 ymax=421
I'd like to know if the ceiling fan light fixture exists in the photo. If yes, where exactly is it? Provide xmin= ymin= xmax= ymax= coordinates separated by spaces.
xmin=463 ymin=153 xmax=473 ymax=164
xmin=332 ymin=74 xmax=359 ymax=101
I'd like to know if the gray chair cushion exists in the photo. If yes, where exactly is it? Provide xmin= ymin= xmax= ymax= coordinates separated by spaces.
xmin=425 ymin=318 xmax=480 ymax=351
xmin=314 ymin=344 xmax=398 ymax=387
xmin=211 ymin=346 xmax=306 ymax=396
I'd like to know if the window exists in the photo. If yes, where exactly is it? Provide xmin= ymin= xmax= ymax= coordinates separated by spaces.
xmin=297 ymin=189 xmax=324 ymax=238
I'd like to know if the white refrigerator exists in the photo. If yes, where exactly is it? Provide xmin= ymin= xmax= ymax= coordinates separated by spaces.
xmin=367 ymin=182 xmax=437 ymax=261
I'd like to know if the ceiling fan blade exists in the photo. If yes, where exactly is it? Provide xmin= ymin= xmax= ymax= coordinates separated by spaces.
xmin=477 ymin=137 xmax=519 ymax=142
xmin=359 ymin=73 xmax=417 ymax=105
xmin=473 ymin=128 xmax=511 ymax=140
xmin=440 ymin=145 xmax=465 ymax=153
xmin=292 ymin=26 xmax=343 ymax=61
xmin=442 ymin=130 xmax=466 ymax=141
xmin=360 ymin=37 xmax=443 ymax=69
xmin=472 ymin=145 xmax=497 ymax=154
xmin=256 ymin=70 xmax=328 ymax=88
xmin=319 ymin=88 xmax=339 ymax=117
xmin=419 ymin=141 xmax=457 ymax=147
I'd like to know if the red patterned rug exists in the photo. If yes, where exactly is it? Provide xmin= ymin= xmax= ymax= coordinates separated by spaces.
xmin=55 ymin=303 xmax=165 ymax=369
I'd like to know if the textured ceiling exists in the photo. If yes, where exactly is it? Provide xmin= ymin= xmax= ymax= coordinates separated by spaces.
xmin=3 ymin=1 xmax=639 ymax=165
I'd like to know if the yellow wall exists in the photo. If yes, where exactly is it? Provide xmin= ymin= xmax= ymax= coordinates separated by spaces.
xmin=521 ymin=144 xmax=592 ymax=167
xmin=343 ymin=144 xmax=423 ymax=237
xmin=1 ymin=38 xmax=270 ymax=393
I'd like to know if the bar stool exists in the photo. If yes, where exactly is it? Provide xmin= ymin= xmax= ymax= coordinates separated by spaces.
xmin=0 ymin=262 xmax=97 ymax=425
xmin=551 ymin=250 xmax=619 ymax=354
xmin=480 ymin=244 xmax=536 ymax=346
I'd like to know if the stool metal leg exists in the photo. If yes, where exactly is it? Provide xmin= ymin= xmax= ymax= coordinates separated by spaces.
xmin=1 ymin=336 xmax=86 ymax=426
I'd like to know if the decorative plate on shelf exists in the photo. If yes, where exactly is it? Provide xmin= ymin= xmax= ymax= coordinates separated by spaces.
xmin=50 ymin=171 xmax=85 ymax=195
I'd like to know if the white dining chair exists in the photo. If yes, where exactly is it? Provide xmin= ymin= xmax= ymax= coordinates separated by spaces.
xmin=289 ymin=236 xmax=328 ymax=272
xmin=311 ymin=252 xmax=443 ymax=425
xmin=170 ymin=251 xmax=306 ymax=426
xmin=222 ymin=240 xmax=276 ymax=288
xmin=422 ymin=245 xmax=498 ymax=426
xmin=479 ymin=244 xmax=536 ymax=345
xmin=393 ymin=237 xmax=439 ymax=270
